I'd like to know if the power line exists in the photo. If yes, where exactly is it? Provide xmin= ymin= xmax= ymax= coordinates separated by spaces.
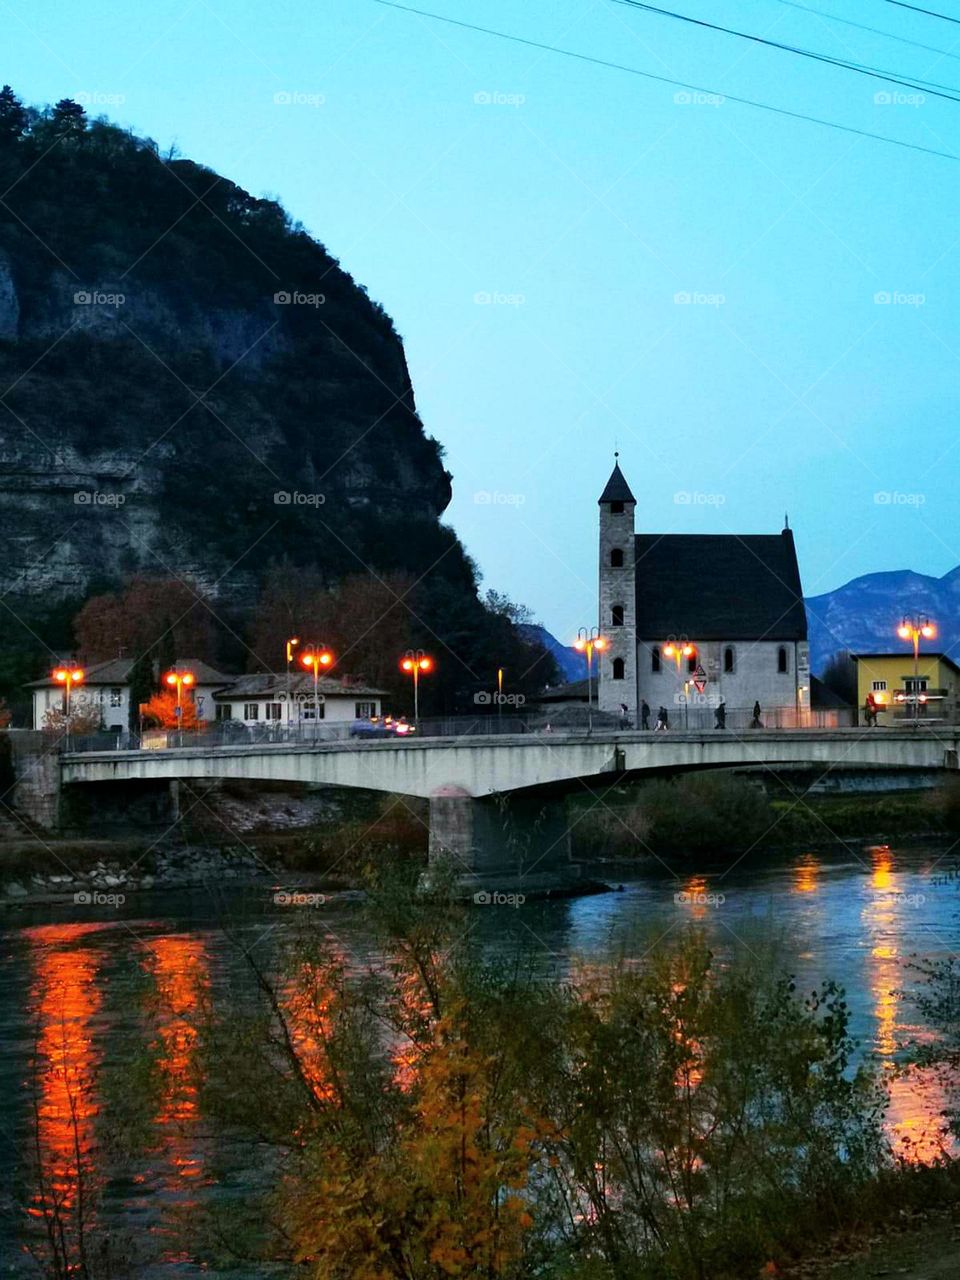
xmin=769 ymin=0 xmax=960 ymax=63
xmin=369 ymin=0 xmax=960 ymax=161
xmin=883 ymin=0 xmax=960 ymax=25
xmin=612 ymin=0 xmax=960 ymax=101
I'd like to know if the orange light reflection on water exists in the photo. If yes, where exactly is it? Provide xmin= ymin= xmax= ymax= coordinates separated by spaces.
xmin=861 ymin=848 xmax=949 ymax=1164
xmin=25 ymin=923 xmax=105 ymax=1224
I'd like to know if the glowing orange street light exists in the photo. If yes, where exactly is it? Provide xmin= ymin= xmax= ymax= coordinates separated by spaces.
xmin=164 ymin=668 xmax=195 ymax=744
xmin=663 ymin=638 xmax=696 ymax=671
xmin=574 ymin=627 xmax=608 ymax=731
xmin=299 ymin=646 xmax=334 ymax=736
xmin=897 ymin=616 xmax=935 ymax=721
xmin=52 ymin=664 xmax=85 ymax=725
xmin=285 ymin=637 xmax=300 ymax=725
xmin=400 ymin=649 xmax=433 ymax=727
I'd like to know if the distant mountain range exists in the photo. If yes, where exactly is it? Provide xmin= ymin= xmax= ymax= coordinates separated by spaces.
xmin=528 ymin=564 xmax=960 ymax=685
xmin=806 ymin=565 xmax=960 ymax=672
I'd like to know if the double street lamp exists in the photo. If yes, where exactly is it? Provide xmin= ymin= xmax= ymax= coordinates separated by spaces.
xmin=52 ymin=664 xmax=84 ymax=742
xmin=164 ymin=667 xmax=195 ymax=746
xmin=574 ymin=627 xmax=607 ymax=731
xmin=897 ymin=616 xmax=935 ymax=721
xmin=400 ymin=649 xmax=433 ymax=728
xmin=300 ymin=645 xmax=334 ymax=736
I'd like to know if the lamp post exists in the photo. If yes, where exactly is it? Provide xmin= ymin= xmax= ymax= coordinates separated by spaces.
xmin=300 ymin=645 xmax=334 ymax=739
xmin=574 ymin=628 xmax=608 ymax=732
xmin=897 ymin=616 xmax=935 ymax=722
xmin=52 ymin=664 xmax=84 ymax=743
xmin=164 ymin=667 xmax=195 ymax=747
xmin=286 ymin=637 xmax=299 ymax=731
xmin=400 ymin=650 xmax=433 ymax=729
xmin=663 ymin=638 xmax=695 ymax=729
xmin=497 ymin=666 xmax=504 ymax=729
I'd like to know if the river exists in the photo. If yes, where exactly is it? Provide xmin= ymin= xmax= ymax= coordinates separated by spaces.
xmin=0 ymin=839 xmax=958 ymax=1275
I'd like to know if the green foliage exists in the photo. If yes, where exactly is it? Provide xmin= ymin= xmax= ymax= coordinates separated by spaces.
xmin=184 ymin=865 xmax=892 ymax=1279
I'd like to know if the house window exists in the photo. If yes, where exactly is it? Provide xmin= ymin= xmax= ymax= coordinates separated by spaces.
xmin=244 ymin=703 xmax=260 ymax=721
xmin=302 ymin=700 xmax=325 ymax=721
xmin=612 ymin=657 xmax=625 ymax=680
xmin=872 ymin=680 xmax=887 ymax=692
xmin=265 ymin=703 xmax=282 ymax=720
xmin=109 ymin=687 xmax=123 ymax=707
xmin=652 ymin=646 xmax=661 ymax=673
xmin=724 ymin=646 xmax=735 ymax=674
xmin=355 ymin=701 xmax=377 ymax=718
xmin=905 ymin=678 xmax=928 ymax=693
xmin=778 ymin=647 xmax=788 ymax=674
xmin=611 ymin=604 xmax=624 ymax=628
xmin=610 ymin=500 xmax=624 ymax=514
xmin=610 ymin=548 xmax=624 ymax=568
xmin=215 ymin=705 xmax=232 ymax=720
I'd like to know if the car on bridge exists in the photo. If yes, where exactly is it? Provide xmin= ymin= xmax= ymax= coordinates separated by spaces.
xmin=349 ymin=715 xmax=415 ymax=739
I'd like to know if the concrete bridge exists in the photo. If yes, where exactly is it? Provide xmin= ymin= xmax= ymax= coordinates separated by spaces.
xmin=34 ymin=726 xmax=959 ymax=882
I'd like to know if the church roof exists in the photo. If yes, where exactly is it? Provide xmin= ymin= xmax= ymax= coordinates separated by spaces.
xmin=598 ymin=461 xmax=636 ymax=505
xmin=634 ymin=530 xmax=807 ymax=641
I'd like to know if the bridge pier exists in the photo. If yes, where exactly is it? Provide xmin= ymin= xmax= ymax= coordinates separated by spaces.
xmin=428 ymin=785 xmax=572 ymax=886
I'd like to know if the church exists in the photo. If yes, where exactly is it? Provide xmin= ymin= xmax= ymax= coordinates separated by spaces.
xmin=596 ymin=459 xmax=810 ymax=727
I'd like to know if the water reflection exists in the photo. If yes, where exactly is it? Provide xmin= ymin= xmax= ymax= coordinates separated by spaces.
xmin=25 ymin=922 xmax=105 ymax=1240
xmin=861 ymin=847 xmax=948 ymax=1162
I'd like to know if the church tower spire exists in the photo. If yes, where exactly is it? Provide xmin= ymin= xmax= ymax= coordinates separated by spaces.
xmin=597 ymin=454 xmax=638 ymax=719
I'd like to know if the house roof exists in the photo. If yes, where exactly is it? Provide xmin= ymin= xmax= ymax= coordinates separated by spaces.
xmin=215 ymin=673 xmax=388 ymax=699
xmin=27 ymin=656 xmax=231 ymax=688
xmin=633 ymin=530 xmax=807 ymax=642
xmin=851 ymin=652 xmax=960 ymax=675
xmin=598 ymin=461 xmax=636 ymax=505
xmin=537 ymin=678 xmax=591 ymax=704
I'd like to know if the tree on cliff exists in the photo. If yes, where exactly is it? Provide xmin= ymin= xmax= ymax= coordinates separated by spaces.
xmin=0 ymin=86 xmax=26 ymax=144
xmin=74 ymin=575 xmax=216 ymax=665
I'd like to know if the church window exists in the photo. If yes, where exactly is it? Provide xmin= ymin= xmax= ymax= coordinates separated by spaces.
xmin=611 ymin=604 xmax=624 ymax=628
xmin=652 ymin=646 xmax=661 ymax=673
xmin=610 ymin=547 xmax=624 ymax=567
xmin=612 ymin=657 xmax=625 ymax=680
xmin=724 ymin=646 xmax=735 ymax=674
xmin=687 ymin=653 xmax=697 ymax=674
xmin=778 ymin=646 xmax=789 ymax=674
xmin=610 ymin=501 xmax=624 ymax=514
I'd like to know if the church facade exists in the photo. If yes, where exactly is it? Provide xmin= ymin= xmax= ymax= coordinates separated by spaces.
xmin=597 ymin=460 xmax=810 ymax=726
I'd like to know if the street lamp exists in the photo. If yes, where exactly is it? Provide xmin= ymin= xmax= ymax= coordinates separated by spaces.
xmin=897 ymin=616 xmax=935 ymax=722
xmin=300 ymin=645 xmax=334 ymax=738
xmin=52 ymin=664 xmax=84 ymax=740
xmin=662 ymin=638 xmax=696 ymax=672
xmin=574 ymin=627 xmax=608 ymax=732
xmin=286 ymin=637 xmax=299 ymax=730
xmin=164 ymin=667 xmax=195 ymax=746
xmin=400 ymin=649 xmax=433 ymax=728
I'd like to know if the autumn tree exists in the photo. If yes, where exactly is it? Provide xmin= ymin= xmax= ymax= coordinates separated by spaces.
xmin=139 ymin=689 xmax=199 ymax=731
xmin=42 ymin=694 xmax=102 ymax=736
xmin=73 ymin=575 xmax=217 ymax=665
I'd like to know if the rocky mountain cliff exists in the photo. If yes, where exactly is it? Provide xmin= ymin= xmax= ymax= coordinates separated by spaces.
xmin=0 ymin=103 xmax=453 ymax=613
xmin=806 ymin=566 xmax=960 ymax=671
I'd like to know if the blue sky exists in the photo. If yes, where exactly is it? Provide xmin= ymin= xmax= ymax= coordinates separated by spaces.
xmin=7 ymin=0 xmax=960 ymax=641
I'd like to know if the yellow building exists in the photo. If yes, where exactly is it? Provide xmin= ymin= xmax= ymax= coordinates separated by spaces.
xmin=853 ymin=652 xmax=960 ymax=725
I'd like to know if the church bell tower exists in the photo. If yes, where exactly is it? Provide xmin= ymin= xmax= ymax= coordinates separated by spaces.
xmin=597 ymin=455 xmax=637 ymax=718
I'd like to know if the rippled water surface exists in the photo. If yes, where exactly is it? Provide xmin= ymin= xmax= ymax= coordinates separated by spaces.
xmin=1 ymin=841 xmax=958 ymax=1274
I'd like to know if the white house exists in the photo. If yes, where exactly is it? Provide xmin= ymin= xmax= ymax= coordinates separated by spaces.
xmin=211 ymin=673 xmax=386 ymax=727
xmin=28 ymin=658 xmax=230 ymax=731
xmin=597 ymin=459 xmax=811 ymax=726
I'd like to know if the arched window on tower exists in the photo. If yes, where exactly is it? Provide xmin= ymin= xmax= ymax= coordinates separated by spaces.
xmin=610 ymin=547 xmax=624 ymax=568
xmin=778 ymin=646 xmax=789 ymax=674
xmin=612 ymin=656 xmax=625 ymax=680
xmin=688 ymin=653 xmax=697 ymax=674
xmin=611 ymin=604 xmax=624 ymax=628
xmin=724 ymin=646 xmax=736 ymax=674
xmin=652 ymin=646 xmax=661 ymax=673
xmin=610 ymin=501 xmax=624 ymax=515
